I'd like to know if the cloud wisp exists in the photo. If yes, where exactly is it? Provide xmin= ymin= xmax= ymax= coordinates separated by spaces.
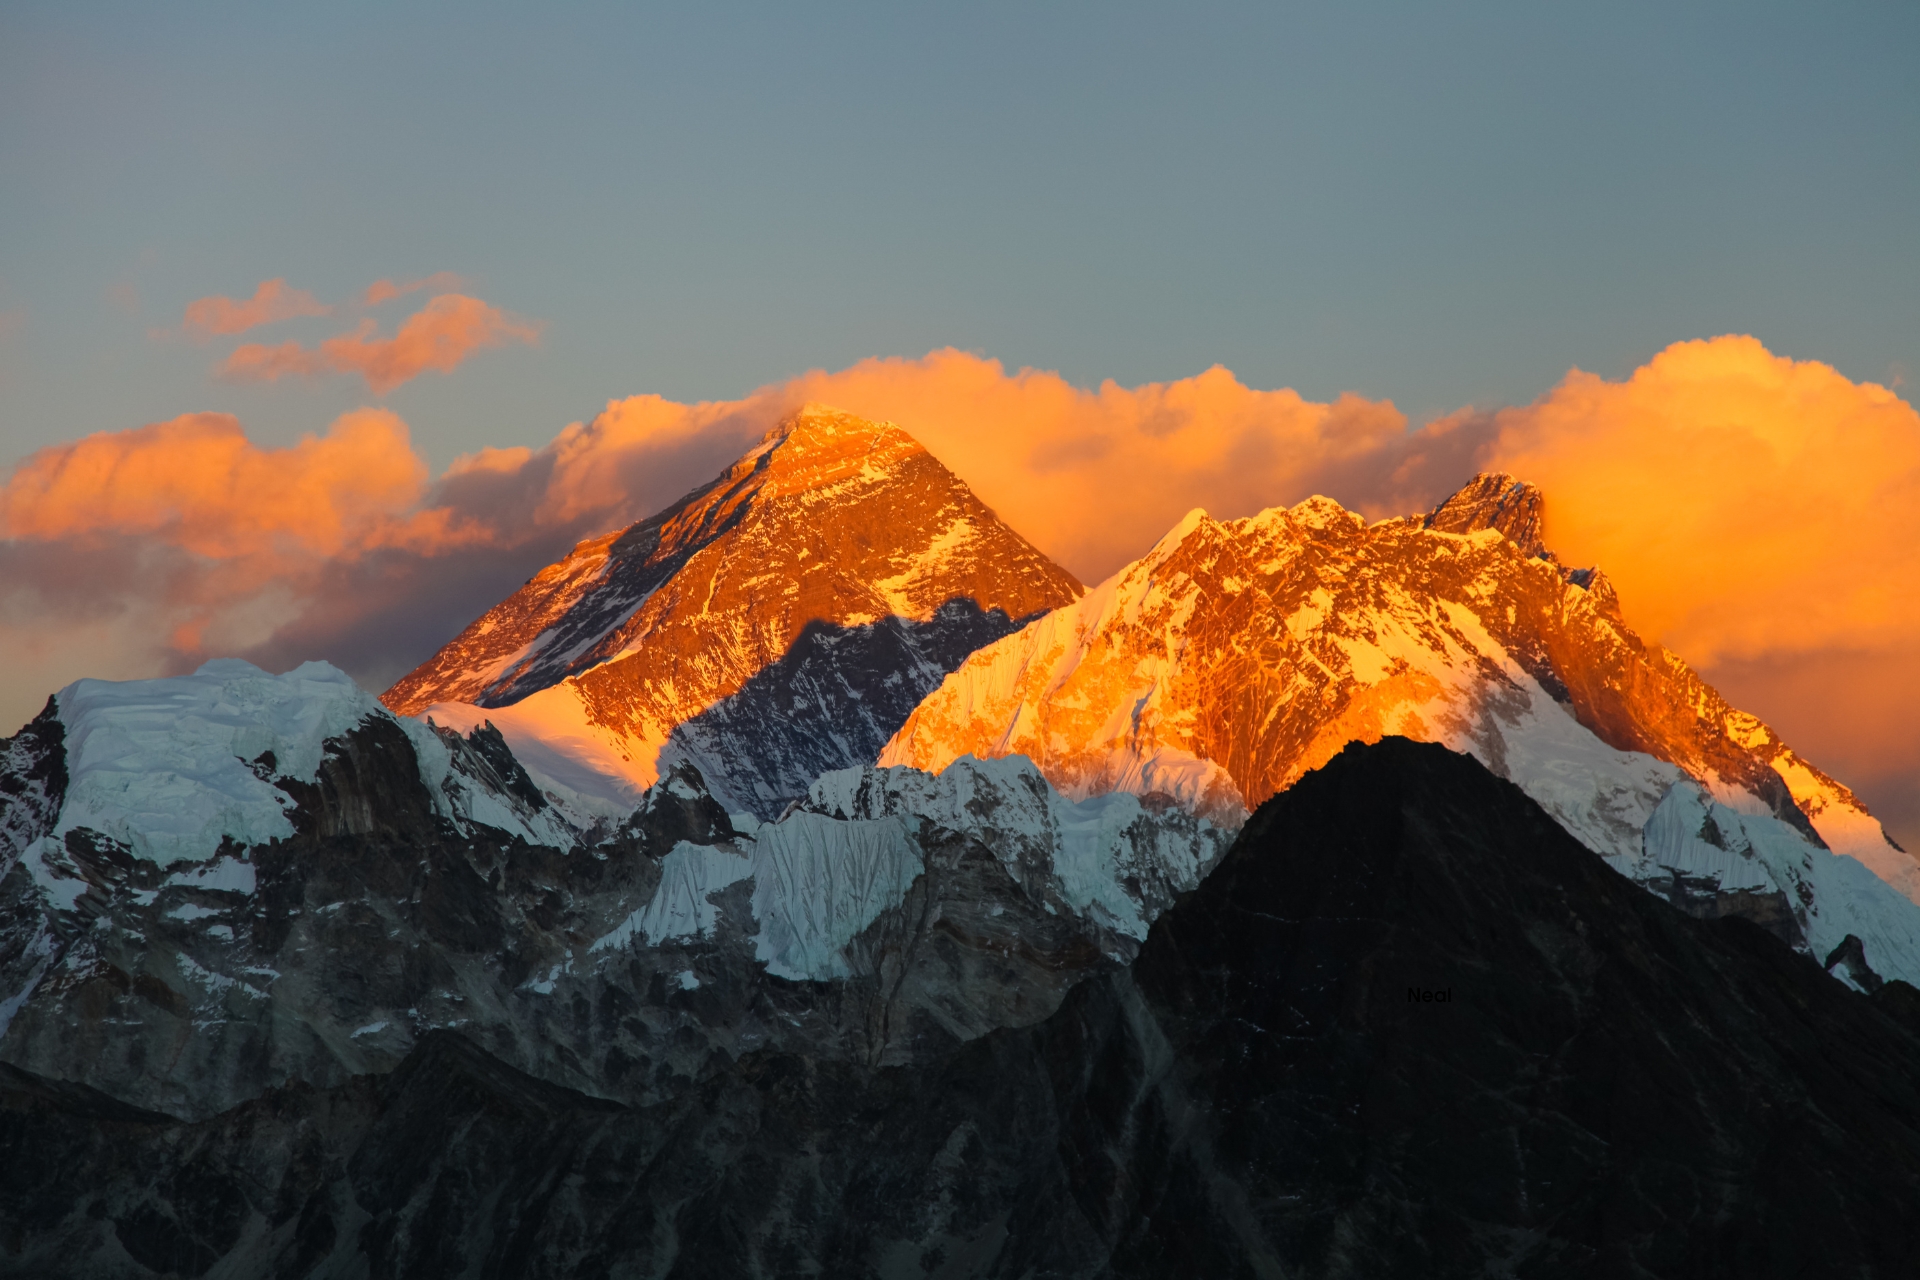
xmin=218 ymin=293 xmax=543 ymax=395
xmin=364 ymin=272 xmax=466 ymax=307
xmin=179 ymin=278 xmax=330 ymax=340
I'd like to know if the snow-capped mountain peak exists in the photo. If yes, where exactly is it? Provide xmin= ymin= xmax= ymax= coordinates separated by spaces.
xmin=389 ymin=406 xmax=1084 ymax=818
xmin=882 ymin=472 xmax=1920 ymax=984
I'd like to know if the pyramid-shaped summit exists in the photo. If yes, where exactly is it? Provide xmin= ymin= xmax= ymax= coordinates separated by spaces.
xmin=384 ymin=405 xmax=1083 ymax=816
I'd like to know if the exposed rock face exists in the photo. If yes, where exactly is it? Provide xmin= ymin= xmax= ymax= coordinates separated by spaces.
xmin=883 ymin=474 xmax=1920 ymax=981
xmin=386 ymin=406 xmax=1083 ymax=818
xmin=0 ymin=699 xmax=64 ymax=883
xmin=0 ymin=664 xmax=1224 ymax=1120
xmin=1423 ymin=468 xmax=1546 ymax=554
xmin=8 ymin=740 xmax=1918 ymax=1278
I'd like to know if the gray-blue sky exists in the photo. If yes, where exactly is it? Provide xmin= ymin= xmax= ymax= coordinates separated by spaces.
xmin=3 ymin=0 xmax=1915 ymax=472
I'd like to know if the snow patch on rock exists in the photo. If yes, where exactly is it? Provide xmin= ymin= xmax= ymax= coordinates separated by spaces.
xmin=749 ymin=813 xmax=924 ymax=980
xmin=423 ymin=689 xmax=658 ymax=818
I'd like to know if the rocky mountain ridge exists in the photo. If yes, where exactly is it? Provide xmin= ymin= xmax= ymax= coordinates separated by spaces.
xmin=883 ymin=472 xmax=1920 ymax=985
xmin=0 ymin=660 xmax=1226 ymax=1121
xmin=2 ymin=401 xmax=1918 ymax=1275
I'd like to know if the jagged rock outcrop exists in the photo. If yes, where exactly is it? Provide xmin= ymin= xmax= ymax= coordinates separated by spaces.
xmin=8 ymin=739 xmax=1918 ymax=1278
xmin=0 ymin=699 xmax=64 ymax=881
xmin=386 ymin=405 xmax=1083 ymax=818
xmin=883 ymin=474 xmax=1920 ymax=982
xmin=1423 ymin=469 xmax=1547 ymax=554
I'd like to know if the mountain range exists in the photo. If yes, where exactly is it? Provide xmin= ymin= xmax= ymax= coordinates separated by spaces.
xmin=2 ymin=406 xmax=1916 ymax=1276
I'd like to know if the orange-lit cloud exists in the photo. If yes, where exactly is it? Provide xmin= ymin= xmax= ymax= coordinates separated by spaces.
xmin=774 ymin=355 xmax=1428 ymax=581
xmin=496 ymin=352 xmax=1461 ymax=585
xmin=219 ymin=293 xmax=542 ymax=395
xmin=364 ymin=272 xmax=465 ymax=307
xmin=0 ymin=408 xmax=512 ymax=730
xmin=180 ymin=278 xmax=329 ymax=339
xmin=2 ymin=409 xmax=431 ymax=558
xmin=1480 ymin=335 xmax=1920 ymax=666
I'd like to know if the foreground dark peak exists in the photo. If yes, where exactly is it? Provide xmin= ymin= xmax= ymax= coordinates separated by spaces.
xmin=10 ymin=739 xmax=1916 ymax=1278
xmin=383 ymin=403 xmax=1081 ymax=717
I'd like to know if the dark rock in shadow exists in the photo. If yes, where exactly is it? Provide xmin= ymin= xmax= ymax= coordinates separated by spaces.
xmin=667 ymin=598 xmax=1043 ymax=819
xmin=7 ymin=738 xmax=1920 ymax=1277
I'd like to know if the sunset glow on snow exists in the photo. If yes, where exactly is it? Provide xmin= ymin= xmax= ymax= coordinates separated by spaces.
xmin=5 ymin=333 xmax=1916 ymax=838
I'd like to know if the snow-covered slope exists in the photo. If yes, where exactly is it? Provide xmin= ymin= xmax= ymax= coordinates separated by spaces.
xmin=796 ymin=755 xmax=1229 ymax=948
xmin=583 ymin=756 xmax=1228 ymax=990
xmin=884 ymin=475 xmax=1920 ymax=985
xmin=54 ymin=659 xmax=408 ymax=865
xmin=587 ymin=754 xmax=1234 ymax=984
xmin=0 ymin=658 xmax=607 ymax=1099
xmin=47 ymin=660 xmax=578 ymax=865
xmin=388 ymin=406 xmax=1082 ymax=818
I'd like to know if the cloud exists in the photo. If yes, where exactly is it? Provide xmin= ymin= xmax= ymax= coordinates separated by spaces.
xmin=180 ymin=278 xmax=329 ymax=339
xmin=218 ymin=293 xmax=543 ymax=395
xmin=1 ymin=409 xmax=433 ymax=558
xmin=773 ymin=354 xmax=1439 ymax=582
xmin=0 ymin=408 xmax=516 ymax=730
xmin=0 ymin=395 xmax=756 ymax=732
xmin=364 ymin=272 xmax=465 ymax=307
xmin=1480 ymin=335 xmax=1920 ymax=666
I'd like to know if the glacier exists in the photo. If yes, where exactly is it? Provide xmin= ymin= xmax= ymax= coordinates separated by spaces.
xmin=590 ymin=753 xmax=1232 ymax=983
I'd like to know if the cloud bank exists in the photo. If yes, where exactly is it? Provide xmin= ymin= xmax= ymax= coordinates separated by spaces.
xmin=3 ymin=337 xmax=1914 ymax=839
xmin=1480 ymin=335 xmax=1920 ymax=665
xmin=219 ymin=294 xmax=542 ymax=395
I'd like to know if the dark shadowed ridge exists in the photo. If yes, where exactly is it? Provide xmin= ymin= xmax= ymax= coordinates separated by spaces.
xmin=5 ymin=738 xmax=1918 ymax=1277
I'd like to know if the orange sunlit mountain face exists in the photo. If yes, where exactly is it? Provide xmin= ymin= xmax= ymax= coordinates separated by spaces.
xmin=383 ymin=407 xmax=1083 ymax=813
